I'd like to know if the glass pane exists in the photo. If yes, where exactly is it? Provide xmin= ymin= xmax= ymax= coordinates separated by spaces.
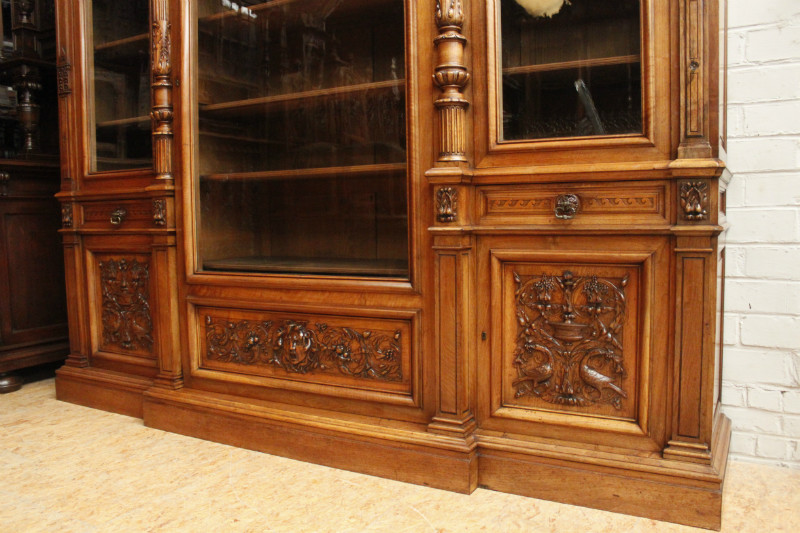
xmin=195 ymin=0 xmax=408 ymax=278
xmin=499 ymin=0 xmax=642 ymax=141
xmin=90 ymin=0 xmax=152 ymax=171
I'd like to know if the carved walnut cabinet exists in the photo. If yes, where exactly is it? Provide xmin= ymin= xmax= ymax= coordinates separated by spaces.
xmin=55 ymin=0 xmax=731 ymax=528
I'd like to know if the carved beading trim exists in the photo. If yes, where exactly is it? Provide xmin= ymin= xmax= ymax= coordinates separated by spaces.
xmin=99 ymin=258 xmax=153 ymax=353
xmin=61 ymin=203 xmax=73 ymax=228
xmin=512 ymin=270 xmax=629 ymax=410
xmin=152 ymin=199 xmax=166 ymax=226
xmin=436 ymin=187 xmax=458 ymax=222
xmin=205 ymin=316 xmax=403 ymax=382
xmin=680 ymin=181 xmax=709 ymax=221
xmin=433 ymin=0 xmax=469 ymax=163
xmin=151 ymin=0 xmax=173 ymax=180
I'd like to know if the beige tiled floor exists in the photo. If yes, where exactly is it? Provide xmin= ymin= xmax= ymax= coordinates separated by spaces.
xmin=2 ymin=379 xmax=799 ymax=532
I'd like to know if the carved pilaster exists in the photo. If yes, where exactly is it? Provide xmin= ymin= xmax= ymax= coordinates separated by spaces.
xmin=678 ymin=0 xmax=712 ymax=159
xmin=151 ymin=0 xmax=173 ymax=180
xmin=434 ymin=0 xmax=469 ymax=162
xmin=57 ymin=53 xmax=71 ymax=97
xmin=429 ymin=234 xmax=476 ymax=441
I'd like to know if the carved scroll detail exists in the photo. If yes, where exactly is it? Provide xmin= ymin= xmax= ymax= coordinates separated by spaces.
xmin=434 ymin=0 xmax=469 ymax=162
xmin=99 ymin=259 xmax=153 ymax=353
xmin=680 ymin=181 xmax=709 ymax=221
xmin=512 ymin=270 xmax=629 ymax=409
xmin=152 ymin=199 xmax=166 ymax=226
xmin=205 ymin=316 xmax=402 ymax=382
xmin=61 ymin=203 xmax=73 ymax=228
xmin=151 ymin=0 xmax=173 ymax=180
xmin=436 ymin=187 xmax=458 ymax=222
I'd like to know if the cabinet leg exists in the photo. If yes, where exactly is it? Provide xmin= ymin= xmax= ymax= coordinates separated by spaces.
xmin=0 ymin=372 xmax=23 ymax=393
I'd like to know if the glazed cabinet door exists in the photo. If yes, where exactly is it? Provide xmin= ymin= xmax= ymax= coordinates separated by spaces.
xmin=476 ymin=235 xmax=672 ymax=453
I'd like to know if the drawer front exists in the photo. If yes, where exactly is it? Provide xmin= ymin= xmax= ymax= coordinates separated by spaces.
xmin=478 ymin=182 xmax=669 ymax=227
xmin=195 ymin=306 xmax=416 ymax=399
xmin=81 ymin=199 xmax=157 ymax=231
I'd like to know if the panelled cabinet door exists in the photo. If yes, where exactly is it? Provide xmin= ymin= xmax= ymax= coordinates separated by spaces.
xmin=477 ymin=235 xmax=671 ymax=453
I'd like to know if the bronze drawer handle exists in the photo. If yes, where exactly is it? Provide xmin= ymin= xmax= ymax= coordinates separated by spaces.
xmin=109 ymin=208 xmax=128 ymax=226
xmin=554 ymin=194 xmax=580 ymax=220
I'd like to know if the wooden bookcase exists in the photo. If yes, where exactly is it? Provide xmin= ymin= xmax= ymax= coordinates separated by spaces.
xmin=0 ymin=0 xmax=68 ymax=393
xmin=54 ymin=0 xmax=731 ymax=528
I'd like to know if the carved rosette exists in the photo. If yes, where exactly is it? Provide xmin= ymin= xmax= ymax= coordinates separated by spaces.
xmin=436 ymin=187 xmax=458 ymax=222
xmin=99 ymin=259 xmax=153 ymax=353
xmin=205 ymin=316 xmax=403 ymax=382
xmin=679 ymin=181 xmax=709 ymax=221
xmin=512 ymin=270 xmax=629 ymax=410
xmin=151 ymin=0 xmax=173 ymax=180
xmin=434 ymin=0 xmax=469 ymax=162
xmin=152 ymin=199 xmax=166 ymax=226
xmin=61 ymin=203 xmax=73 ymax=228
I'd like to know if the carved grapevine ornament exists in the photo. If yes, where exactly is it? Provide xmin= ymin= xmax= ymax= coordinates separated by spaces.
xmin=512 ymin=270 xmax=629 ymax=409
xmin=205 ymin=316 xmax=403 ymax=382
xmin=99 ymin=259 xmax=153 ymax=353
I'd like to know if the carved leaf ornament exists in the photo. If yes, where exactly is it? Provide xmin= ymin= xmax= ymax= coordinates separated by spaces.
xmin=205 ymin=316 xmax=403 ymax=382
xmin=512 ymin=270 xmax=629 ymax=409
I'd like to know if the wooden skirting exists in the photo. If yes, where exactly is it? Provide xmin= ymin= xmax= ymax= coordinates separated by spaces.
xmin=142 ymin=387 xmax=479 ymax=494
xmin=55 ymin=366 xmax=152 ymax=418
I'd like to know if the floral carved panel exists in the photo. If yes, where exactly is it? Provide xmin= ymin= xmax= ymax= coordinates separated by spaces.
xmin=98 ymin=257 xmax=153 ymax=355
xmin=505 ymin=265 xmax=640 ymax=419
xmin=201 ymin=310 xmax=413 ymax=393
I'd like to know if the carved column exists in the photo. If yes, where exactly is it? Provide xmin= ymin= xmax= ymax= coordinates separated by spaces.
xmin=151 ymin=0 xmax=173 ymax=180
xmin=433 ymin=0 xmax=469 ymax=162
xmin=678 ymin=0 xmax=713 ymax=159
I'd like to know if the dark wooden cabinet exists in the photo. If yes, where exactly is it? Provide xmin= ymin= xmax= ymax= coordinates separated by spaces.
xmin=0 ymin=0 xmax=68 ymax=393
xmin=55 ymin=0 xmax=731 ymax=528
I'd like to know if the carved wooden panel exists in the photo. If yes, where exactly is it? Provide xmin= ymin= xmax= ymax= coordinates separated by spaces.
xmin=479 ymin=183 xmax=667 ymax=225
xmin=198 ymin=308 xmax=413 ymax=394
xmin=501 ymin=262 xmax=641 ymax=420
xmin=679 ymin=181 xmax=709 ymax=221
xmin=97 ymin=256 xmax=153 ymax=356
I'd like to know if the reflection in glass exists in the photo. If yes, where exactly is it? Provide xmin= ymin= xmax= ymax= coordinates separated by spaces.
xmin=499 ymin=0 xmax=642 ymax=141
xmin=196 ymin=0 xmax=408 ymax=278
xmin=90 ymin=0 xmax=152 ymax=171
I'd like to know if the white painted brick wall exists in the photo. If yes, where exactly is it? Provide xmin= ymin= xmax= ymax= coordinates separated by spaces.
xmin=722 ymin=0 xmax=800 ymax=467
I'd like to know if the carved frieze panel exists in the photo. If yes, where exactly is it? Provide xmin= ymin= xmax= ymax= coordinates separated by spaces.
xmin=502 ymin=262 xmax=641 ymax=420
xmin=480 ymin=184 xmax=666 ymax=225
xmin=98 ymin=257 xmax=153 ymax=355
xmin=200 ymin=309 xmax=414 ymax=394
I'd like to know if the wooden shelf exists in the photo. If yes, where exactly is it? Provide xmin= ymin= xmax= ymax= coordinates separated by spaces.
xmin=200 ymin=79 xmax=405 ymax=118
xmin=95 ymin=33 xmax=148 ymax=52
xmin=201 ymin=162 xmax=406 ymax=182
xmin=503 ymin=54 xmax=641 ymax=76
xmin=203 ymin=256 xmax=409 ymax=277
xmin=96 ymin=115 xmax=150 ymax=128
xmin=198 ymin=0 xmax=396 ymax=24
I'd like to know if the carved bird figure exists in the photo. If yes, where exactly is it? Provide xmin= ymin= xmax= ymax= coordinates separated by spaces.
xmin=513 ymin=343 xmax=554 ymax=395
xmin=514 ymin=0 xmax=570 ymax=18
xmin=579 ymin=353 xmax=627 ymax=399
